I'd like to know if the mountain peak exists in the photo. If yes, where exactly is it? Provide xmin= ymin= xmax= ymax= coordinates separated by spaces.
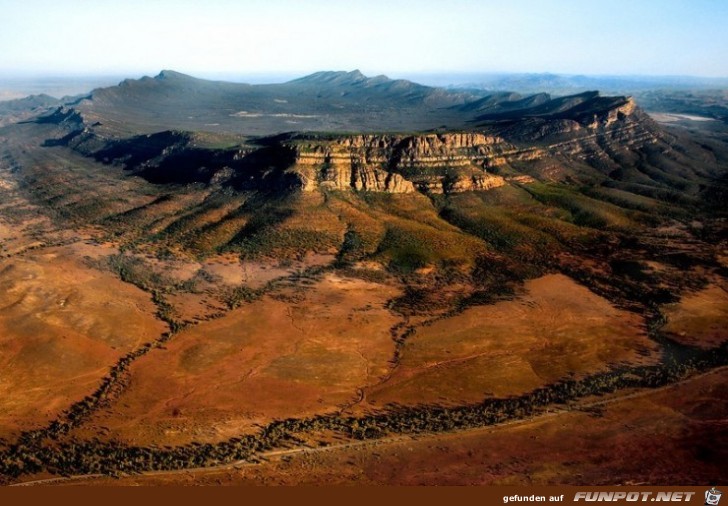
xmin=573 ymin=90 xmax=601 ymax=99
xmin=155 ymin=70 xmax=194 ymax=81
xmin=290 ymin=69 xmax=370 ymax=86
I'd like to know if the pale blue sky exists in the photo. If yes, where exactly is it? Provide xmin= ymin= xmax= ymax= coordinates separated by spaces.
xmin=1 ymin=0 xmax=727 ymax=78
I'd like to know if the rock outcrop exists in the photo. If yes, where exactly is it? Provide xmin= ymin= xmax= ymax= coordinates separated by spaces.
xmin=284 ymin=132 xmax=509 ymax=194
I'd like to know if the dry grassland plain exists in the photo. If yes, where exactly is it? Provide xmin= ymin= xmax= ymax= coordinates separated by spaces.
xmin=0 ymin=248 xmax=166 ymax=440
xmin=56 ymin=368 xmax=728 ymax=486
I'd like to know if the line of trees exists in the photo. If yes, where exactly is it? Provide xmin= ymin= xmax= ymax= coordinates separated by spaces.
xmin=1 ymin=340 xmax=725 ymax=482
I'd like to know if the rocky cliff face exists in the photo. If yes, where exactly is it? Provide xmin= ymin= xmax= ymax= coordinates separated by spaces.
xmin=285 ymin=132 xmax=508 ymax=194
xmin=478 ymin=96 xmax=665 ymax=184
xmin=40 ymin=92 xmax=666 ymax=195
xmin=588 ymin=97 xmax=637 ymax=128
xmin=279 ymin=98 xmax=659 ymax=194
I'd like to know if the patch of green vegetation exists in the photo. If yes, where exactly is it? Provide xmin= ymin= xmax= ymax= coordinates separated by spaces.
xmin=222 ymin=192 xmax=345 ymax=259
xmin=381 ymin=237 xmax=430 ymax=273
xmin=582 ymin=185 xmax=691 ymax=223
xmin=508 ymin=210 xmax=600 ymax=250
xmin=522 ymin=182 xmax=637 ymax=230
xmin=584 ymin=186 xmax=660 ymax=212
xmin=335 ymin=227 xmax=364 ymax=266
xmin=440 ymin=194 xmax=559 ymax=265
xmin=607 ymin=180 xmax=697 ymax=209
xmin=101 ymin=254 xmax=175 ymax=292
xmin=184 ymin=213 xmax=249 ymax=254
xmin=232 ymin=227 xmax=341 ymax=260
xmin=323 ymin=191 xmax=386 ymax=256
xmin=374 ymin=220 xmax=485 ymax=274
xmin=360 ymin=191 xmax=459 ymax=232
xmin=222 ymin=285 xmax=261 ymax=310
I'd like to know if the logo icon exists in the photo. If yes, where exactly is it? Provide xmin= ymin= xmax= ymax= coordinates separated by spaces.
xmin=706 ymin=488 xmax=722 ymax=506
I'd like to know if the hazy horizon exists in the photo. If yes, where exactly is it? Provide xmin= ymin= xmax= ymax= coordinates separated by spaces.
xmin=3 ymin=68 xmax=728 ymax=103
xmin=1 ymin=0 xmax=727 ymax=80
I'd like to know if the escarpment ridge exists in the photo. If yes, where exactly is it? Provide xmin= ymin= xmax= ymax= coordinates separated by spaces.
xmin=24 ymin=70 xmax=684 ymax=197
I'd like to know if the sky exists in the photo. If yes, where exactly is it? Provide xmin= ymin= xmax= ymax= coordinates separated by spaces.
xmin=1 ymin=0 xmax=727 ymax=79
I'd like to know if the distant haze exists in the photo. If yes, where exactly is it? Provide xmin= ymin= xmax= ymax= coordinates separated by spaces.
xmin=1 ymin=0 xmax=727 ymax=80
